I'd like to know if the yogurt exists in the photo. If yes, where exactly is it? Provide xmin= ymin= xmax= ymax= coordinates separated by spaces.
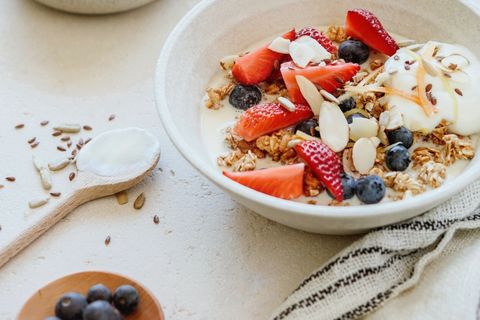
xmin=384 ymin=41 xmax=480 ymax=135
xmin=76 ymin=127 xmax=160 ymax=177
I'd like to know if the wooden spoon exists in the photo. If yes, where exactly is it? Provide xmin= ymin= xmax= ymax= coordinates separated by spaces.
xmin=0 ymin=137 xmax=160 ymax=267
xmin=17 ymin=270 xmax=164 ymax=319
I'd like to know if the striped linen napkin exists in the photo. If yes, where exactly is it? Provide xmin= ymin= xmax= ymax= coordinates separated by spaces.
xmin=271 ymin=180 xmax=480 ymax=320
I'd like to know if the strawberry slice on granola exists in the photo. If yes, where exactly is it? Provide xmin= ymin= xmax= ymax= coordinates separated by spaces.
xmin=345 ymin=8 xmax=399 ymax=56
xmin=223 ymin=163 xmax=305 ymax=200
xmin=294 ymin=140 xmax=344 ymax=201
xmin=232 ymin=29 xmax=296 ymax=85
xmin=296 ymin=27 xmax=337 ymax=53
xmin=281 ymin=61 xmax=360 ymax=104
xmin=234 ymin=102 xmax=313 ymax=142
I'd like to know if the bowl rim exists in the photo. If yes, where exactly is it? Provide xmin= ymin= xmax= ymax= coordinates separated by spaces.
xmin=155 ymin=0 xmax=480 ymax=221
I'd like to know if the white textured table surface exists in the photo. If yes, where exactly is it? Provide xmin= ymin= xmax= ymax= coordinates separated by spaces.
xmin=0 ymin=1 xmax=357 ymax=319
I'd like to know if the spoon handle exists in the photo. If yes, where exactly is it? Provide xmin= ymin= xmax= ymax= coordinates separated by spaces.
xmin=0 ymin=190 xmax=87 ymax=268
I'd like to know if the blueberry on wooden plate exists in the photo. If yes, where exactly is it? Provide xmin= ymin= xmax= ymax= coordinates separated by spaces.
xmin=87 ymin=284 xmax=113 ymax=303
xmin=113 ymin=285 xmax=139 ymax=315
xmin=338 ymin=39 xmax=370 ymax=64
xmin=229 ymin=84 xmax=262 ymax=110
xmin=55 ymin=292 xmax=87 ymax=320
xmin=386 ymin=144 xmax=411 ymax=171
xmin=83 ymin=301 xmax=123 ymax=320
xmin=356 ymin=175 xmax=386 ymax=204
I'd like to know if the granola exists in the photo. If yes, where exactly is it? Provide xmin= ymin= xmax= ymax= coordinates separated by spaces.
xmin=326 ymin=25 xmax=348 ymax=42
xmin=418 ymin=161 xmax=447 ymax=188
xmin=205 ymin=82 xmax=235 ymax=109
xmin=442 ymin=134 xmax=475 ymax=165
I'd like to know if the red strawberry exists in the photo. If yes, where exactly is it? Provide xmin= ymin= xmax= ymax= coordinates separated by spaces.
xmin=294 ymin=140 xmax=343 ymax=201
xmin=297 ymin=27 xmax=337 ymax=53
xmin=232 ymin=29 xmax=296 ymax=85
xmin=223 ymin=164 xmax=305 ymax=200
xmin=234 ymin=102 xmax=313 ymax=142
xmin=345 ymin=8 xmax=399 ymax=56
xmin=281 ymin=61 xmax=360 ymax=104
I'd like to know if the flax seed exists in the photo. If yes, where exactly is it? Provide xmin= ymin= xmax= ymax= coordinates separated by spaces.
xmin=153 ymin=215 xmax=160 ymax=224
xmin=5 ymin=177 xmax=15 ymax=182
xmin=61 ymin=136 xmax=70 ymax=142
xmin=40 ymin=120 xmax=49 ymax=126
xmin=108 ymin=114 xmax=116 ymax=121
xmin=425 ymin=84 xmax=432 ymax=92
xmin=28 ymin=137 xmax=37 ymax=144
xmin=454 ymin=88 xmax=463 ymax=96
xmin=50 ymin=192 xmax=61 ymax=197
xmin=15 ymin=124 xmax=24 ymax=129
xmin=57 ymin=146 xmax=66 ymax=152
xmin=83 ymin=125 xmax=92 ymax=131
xmin=104 ymin=235 xmax=111 ymax=246
xmin=69 ymin=172 xmax=76 ymax=181
xmin=52 ymin=131 xmax=62 ymax=137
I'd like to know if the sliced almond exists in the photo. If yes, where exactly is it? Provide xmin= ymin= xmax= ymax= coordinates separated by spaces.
xmin=318 ymin=102 xmax=349 ymax=152
xmin=349 ymin=117 xmax=379 ymax=141
xmin=374 ymin=72 xmax=390 ymax=86
xmin=369 ymin=136 xmax=381 ymax=148
xmin=295 ymin=36 xmax=331 ymax=63
xmin=352 ymin=138 xmax=377 ymax=174
xmin=319 ymin=89 xmax=339 ymax=104
xmin=421 ymin=57 xmax=440 ymax=77
xmin=377 ymin=126 xmax=389 ymax=146
xmin=295 ymin=75 xmax=324 ymax=115
xmin=287 ymin=139 xmax=303 ymax=148
xmin=379 ymin=109 xmax=404 ymax=131
xmin=289 ymin=41 xmax=315 ymax=68
xmin=268 ymin=37 xmax=291 ymax=54
xmin=295 ymin=130 xmax=321 ymax=142
xmin=277 ymin=97 xmax=296 ymax=112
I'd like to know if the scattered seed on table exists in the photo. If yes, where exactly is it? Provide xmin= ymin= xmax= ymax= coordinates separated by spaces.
xmin=57 ymin=146 xmax=66 ymax=152
xmin=50 ymin=192 xmax=61 ymax=197
xmin=85 ymin=138 xmax=92 ymax=144
xmin=455 ymin=88 xmax=463 ymax=96
xmin=69 ymin=172 xmax=76 ymax=181
xmin=30 ymin=142 xmax=40 ymax=149
xmin=115 ymin=191 xmax=128 ymax=205
xmin=108 ymin=114 xmax=116 ymax=121
xmin=53 ymin=124 xmax=81 ymax=133
xmin=40 ymin=120 xmax=49 ymax=126
xmin=27 ymin=137 xmax=36 ymax=144
xmin=67 ymin=141 xmax=72 ymax=148
xmin=425 ymin=83 xmax=432 ymax=92
xmin=15 ymin=124 xmax=24 ymax=129
xmin=153 ymin=215 xmax=160 ymax=224
xmin=71 ymin=149 xmax=78 ymax=157
xmin=5 ymin=177 xmax=15 ymax=182
xmin=83 ymin=125 xmax=92 ymax=131
xmin=133 ymin=193 xmax=145 ymax=210
xmin=52 ymin=131 xmax=62 ymax=137
xmin=61 ymin=136 xmax=70 ymax=142
xmin=29 ymin=197 xmax=49 ymax=209
xmin=104 ymin=235 xmax=111 ymax=246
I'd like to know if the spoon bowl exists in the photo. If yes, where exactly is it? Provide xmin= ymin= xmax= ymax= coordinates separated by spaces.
xmin=17 ymin=271 xmax=164 ymax=319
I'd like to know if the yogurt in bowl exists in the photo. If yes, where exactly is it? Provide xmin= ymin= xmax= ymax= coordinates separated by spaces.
xmin=201 ymin=9 xmax=480 ymax=207
xmin=156 ymin=0 xmax=480 ymax=234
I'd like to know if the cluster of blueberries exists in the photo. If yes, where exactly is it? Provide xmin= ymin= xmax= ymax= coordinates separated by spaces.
xmin=45 ymin=284 xmax=139 ymax=320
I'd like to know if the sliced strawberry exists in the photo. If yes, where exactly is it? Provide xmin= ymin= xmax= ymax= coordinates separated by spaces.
xmin=234 ymin=102 xmax=313 ymax=142
xmin=294 ymin=140 xmax=343 ymax=201
xmin=281 ymin=61 xmax=360 ymax=103
xmin=232 ymin=29 xmax=296 ymax=85
xmin=297 ymin=27 xmax=337 ymax=53
xmin=345 ymin=8 xmax=399 ymax=56
xmin=223 ymin=164 xmax=305 ymax=200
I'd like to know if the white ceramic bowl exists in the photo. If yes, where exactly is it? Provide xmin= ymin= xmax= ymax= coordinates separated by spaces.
xmin=34 ymin=0 xmax=155 ymax=14
xmin=155 ymin=0 xmax=480 ymax=234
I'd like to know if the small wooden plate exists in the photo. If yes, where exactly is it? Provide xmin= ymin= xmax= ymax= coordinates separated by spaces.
xmin=18 ymin=271 xmax=164 ymax=320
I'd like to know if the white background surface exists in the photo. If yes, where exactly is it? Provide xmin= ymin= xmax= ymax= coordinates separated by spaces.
xmin=1 ymin=1 xmax=479 ymax=319
xmin=0 ymin=1 xmax=357 ymax=318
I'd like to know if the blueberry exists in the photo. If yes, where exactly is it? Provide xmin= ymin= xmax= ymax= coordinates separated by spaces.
xmin=386 ymin=127 xmax=414 ymax=149
xmin=55 ymin=292 xmax=87 ymax=320
xmin=386 ymin=145 xmax=411 ymax=171
xmin=346 ymin=113 xmax=366 ymax=124
xmin=338 ymin=97 xmax=356 ymax=113
xmin=338 ymin=39 xmax=370 ymax=64
xmin=87 ymin=284 xmax=113 ymax=304
xmin=356 ymin=175 xmax=386 ymax=204
xmin=83 ymin=301 xmax=123 ymax=320
xmin=228 ymin=84 xmax=262 ymax=110
xmin=294 ymin=119 xmax=320 ymax=137
xmin=113 ymin=285 xmax=139 ymax=315
xmin=327 ymin=173 xmax=357 ymax=200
